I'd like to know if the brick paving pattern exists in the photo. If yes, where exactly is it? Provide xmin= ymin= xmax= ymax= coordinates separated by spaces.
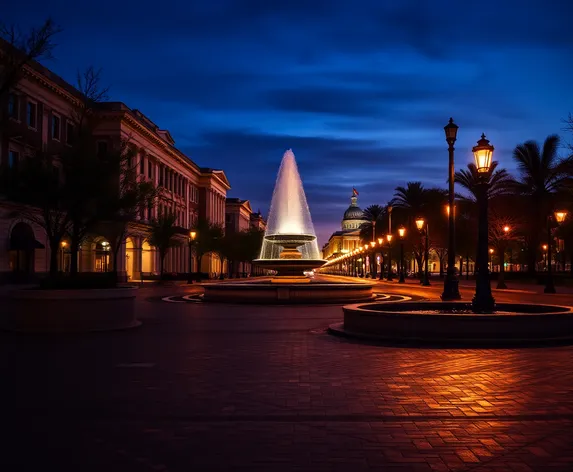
xmin=1 ymin=285 xmax=573 ymax=471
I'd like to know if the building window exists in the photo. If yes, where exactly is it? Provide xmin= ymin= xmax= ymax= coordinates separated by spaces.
xmin=148 ymin=161 xmax=152 ymax=179
xmin=140 ymin=156 xmax=145 ymax=175
xmin=8 ymin=150 xmax=20 ymax=168
xmin=27 ymin=101 xmax=37 ymax=129
xmin=51 ymin=115 xmax=61 ymax=140
xmin=66 ymin=121 xmax=75 ymax=145
xmin=8 ymin=93 xmax=19 ymax=119
xmin=159 ymin=165 xmax=163 ymax=186
xmin=97 ymin=141 xmax=108 ymax=157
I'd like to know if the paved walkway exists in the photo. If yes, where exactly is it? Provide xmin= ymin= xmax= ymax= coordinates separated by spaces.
xmin=2 ymin=285 xmax=573 ymax=471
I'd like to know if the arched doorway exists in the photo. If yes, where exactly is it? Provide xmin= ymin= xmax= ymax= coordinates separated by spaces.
xmin=125 ymin=237 xmax=135 ymax=280
xmin=8 ymin=222 xmax=44 ymax=281
xmin=142 ymin=241 xmax=154 ymax=274
xmin=94 ymin=239 xmax=111 ymax=272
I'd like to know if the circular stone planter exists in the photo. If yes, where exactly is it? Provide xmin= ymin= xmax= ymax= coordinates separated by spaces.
xmin=202 ymin=281 xmax=374 ymax=304
xmin=1 ymin=287 xmax=140 ymax=333
xmin=332 ymin=301 xmax=573 ymax=345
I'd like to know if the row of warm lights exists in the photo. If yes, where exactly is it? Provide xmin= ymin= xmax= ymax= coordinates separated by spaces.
xmin=324 ymin=226 xmax=409 ymax=267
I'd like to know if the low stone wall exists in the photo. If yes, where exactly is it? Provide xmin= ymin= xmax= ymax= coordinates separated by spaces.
xmin=202 ymin=282 xmax=374 ymax=304
xmin=1 ymin=287 xmax=139 ymax=333
xmin=340 ymin=301 xmax=573 ymax=345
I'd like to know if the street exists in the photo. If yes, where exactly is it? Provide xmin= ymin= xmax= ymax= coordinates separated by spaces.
xmin=1 ymin=281 xmax=573 ymax=471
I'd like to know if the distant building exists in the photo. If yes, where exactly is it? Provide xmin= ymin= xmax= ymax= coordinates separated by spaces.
xmin=0 ymin=39 xmax=230 ymax=281
xmin=321 ymin=192 xmax=368 ymax=260
xmin=249 ymin=210 xmax=267 ymax=232
xmin=225 ymin=198 xmax=253 ymax=233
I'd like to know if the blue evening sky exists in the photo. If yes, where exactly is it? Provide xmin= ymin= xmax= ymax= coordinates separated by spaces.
xmin=4 ymin=1 xmax=573 ymax=244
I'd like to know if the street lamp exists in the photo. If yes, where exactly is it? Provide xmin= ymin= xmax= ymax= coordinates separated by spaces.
xmin=471 ymin=133 xmax=495 ymax=313
xmin=377 ymin=237 xmax=384 ymax=280
xmin=188 ymin=230 xmax=197 ymax=283
xmin=489 ymin=248 xmax=494 ymax=269
xmin=370 ymin=241 xmax=376 ymax=277
xmin=386 ymin=233 xmax=393 ymax=281
xmin=497 ymin=225 xmax=510 ymax=289
xmin=416 ymin=218 xmax=430 ymax=286
xmin=545 ymin=210 xmax=568 ymax=293
xmin=442 ymin=118 xmax=461 ymax=300
xmin=398 ymin=226 xmax=406 ymax=283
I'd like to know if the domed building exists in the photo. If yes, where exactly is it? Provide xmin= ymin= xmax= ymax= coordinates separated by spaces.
xmin=322 ymin=190 xmax=368 ymax=259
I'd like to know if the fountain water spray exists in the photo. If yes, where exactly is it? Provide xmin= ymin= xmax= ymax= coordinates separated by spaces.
xmin=254 ymin=149 xmax=324 ymax=275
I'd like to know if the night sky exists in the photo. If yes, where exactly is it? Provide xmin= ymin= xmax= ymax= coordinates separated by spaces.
xmin=4 ymin=1 xmax=573 ymax=245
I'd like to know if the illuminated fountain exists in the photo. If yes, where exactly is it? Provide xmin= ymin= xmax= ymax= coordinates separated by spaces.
xmin=253 ymin=149 xmax=325 ymax=278
xmin=201 ymin=149 xmax=374 ymax=304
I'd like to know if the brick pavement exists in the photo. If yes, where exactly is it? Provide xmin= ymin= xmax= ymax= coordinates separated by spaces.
xmin=1 ymin=287 xmax=573 ymax=471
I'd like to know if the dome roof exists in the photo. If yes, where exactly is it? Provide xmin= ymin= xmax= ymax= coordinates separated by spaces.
xmin=343 ymin=205 xmax=366 ymax=221
xmin=342 ymin=196 xmax=367 ymax=222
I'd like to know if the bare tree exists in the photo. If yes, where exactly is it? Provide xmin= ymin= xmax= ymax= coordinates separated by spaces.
xmin=0 ymin=18 xmax=62 ymax=101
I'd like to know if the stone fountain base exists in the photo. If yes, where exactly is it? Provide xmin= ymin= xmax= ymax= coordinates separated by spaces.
xmin=331 ymin=301 xmax=573 ymax=346
xmin=202 ymin=280 xmax=374 ymax=304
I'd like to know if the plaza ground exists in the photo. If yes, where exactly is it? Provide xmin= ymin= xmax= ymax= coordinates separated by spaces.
xmin=2 ymin=277 xmax=573 ymax=471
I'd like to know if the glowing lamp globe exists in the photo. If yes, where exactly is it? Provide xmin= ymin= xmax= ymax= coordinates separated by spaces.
xmin=555 ymin=211 xmax=567 ymax=224
xmin=398 ymin=226 xmax=406 ymax=238
xmin=386 ymin=234 xmax=393 ymax=243
xmin=472 ymin=133 xmax=494 ymax=173
xmin=415 ymin=218 xmax=425 ymax=231
xmin=377 ymin=237 xmax=383 ymax=245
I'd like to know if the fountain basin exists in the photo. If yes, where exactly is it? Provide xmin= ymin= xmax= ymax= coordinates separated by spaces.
xmin=332 ymin=301 xmax=573 ymax=345
xmin=202 ymin=280 xmax=374 ymax=304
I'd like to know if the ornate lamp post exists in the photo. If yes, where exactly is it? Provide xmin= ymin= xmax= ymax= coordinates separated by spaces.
xmin=497 ymin=225 xmax=510 ymax=289
xmin=416 ymin=218 xmax=430 ymax=286
xmin=489 ymin=248 xmax=494 ymax=269
xmin=188 ymin=230 xmax=197 ymax=283
xmin=398 ymin=226 xmax=406 ymax=283
xmin=471 ymin=133 xmax=495 ymax=313
xmin=545 ymin=210 xmax=568 ymax=293
xmin=386 ymin=233 xmax=393 ymax=281
xmin=378 ymin=237 xmax=384 ymax=280
xmin=370 ymin=241 xmax=377 ymax=277
xmin=442 ymin=117 xmax=461 ymax=300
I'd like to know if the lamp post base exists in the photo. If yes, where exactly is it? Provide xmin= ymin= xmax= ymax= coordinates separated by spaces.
xmin=398 ymin=273 xmax=405 ymax=283
xmin=441 ymin=277 xmax=461 ymax=300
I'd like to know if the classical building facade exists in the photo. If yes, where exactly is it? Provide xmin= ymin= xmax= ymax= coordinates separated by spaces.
xmin=0 ymin=44 xmax=230 ymax=282
xmin=321 ymin=193 xmax=368 ymax=260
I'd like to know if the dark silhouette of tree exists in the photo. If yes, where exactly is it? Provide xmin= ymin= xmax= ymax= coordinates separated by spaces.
xmin=359 ymin=204 xmax=386 ymax=243
xmin=454 ymin=161 xmax=514 ymax=205
xmin=192 ymin=217 xmax=225 ymax=275
xmin=99 ymin=142 xmax=158 ymax=281
xmin=511 ymin=135 xmax=573 ymax=274
xmin=147 ymin=211 xmax=179 ymax=279
xmin=0 ymin=18 xmax=62 ymax=98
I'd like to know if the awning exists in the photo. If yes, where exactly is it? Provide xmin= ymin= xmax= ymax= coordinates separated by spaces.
xmin=9 ymin=222 xmax=45 ymax=250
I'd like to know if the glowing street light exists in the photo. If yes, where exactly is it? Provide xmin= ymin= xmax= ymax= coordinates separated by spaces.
xmin=473 ymin=133 xmax=494 ymax=173
xmin=188 ymin=230 xmax=198 ymax=283
xmin=416 ymin=218 xmax=429 ymax=286
xmin=398 ymin=226 xmax=406 ymax=283
xmin=386 ymin=233 xmax=393 ymax=281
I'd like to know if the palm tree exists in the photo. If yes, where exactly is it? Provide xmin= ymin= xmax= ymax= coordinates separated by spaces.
xmin=147 ymin=211 xmax=179 ymax=279
xmin=390 ymin=182 xmax=427 ymax=217
xmin=454 ymin=161 xmax=513 ymax=205
xmin=359 ymin=204 xmax=386 ymax=243
xmin=511 ymin=135 xmax=573 ymax=274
